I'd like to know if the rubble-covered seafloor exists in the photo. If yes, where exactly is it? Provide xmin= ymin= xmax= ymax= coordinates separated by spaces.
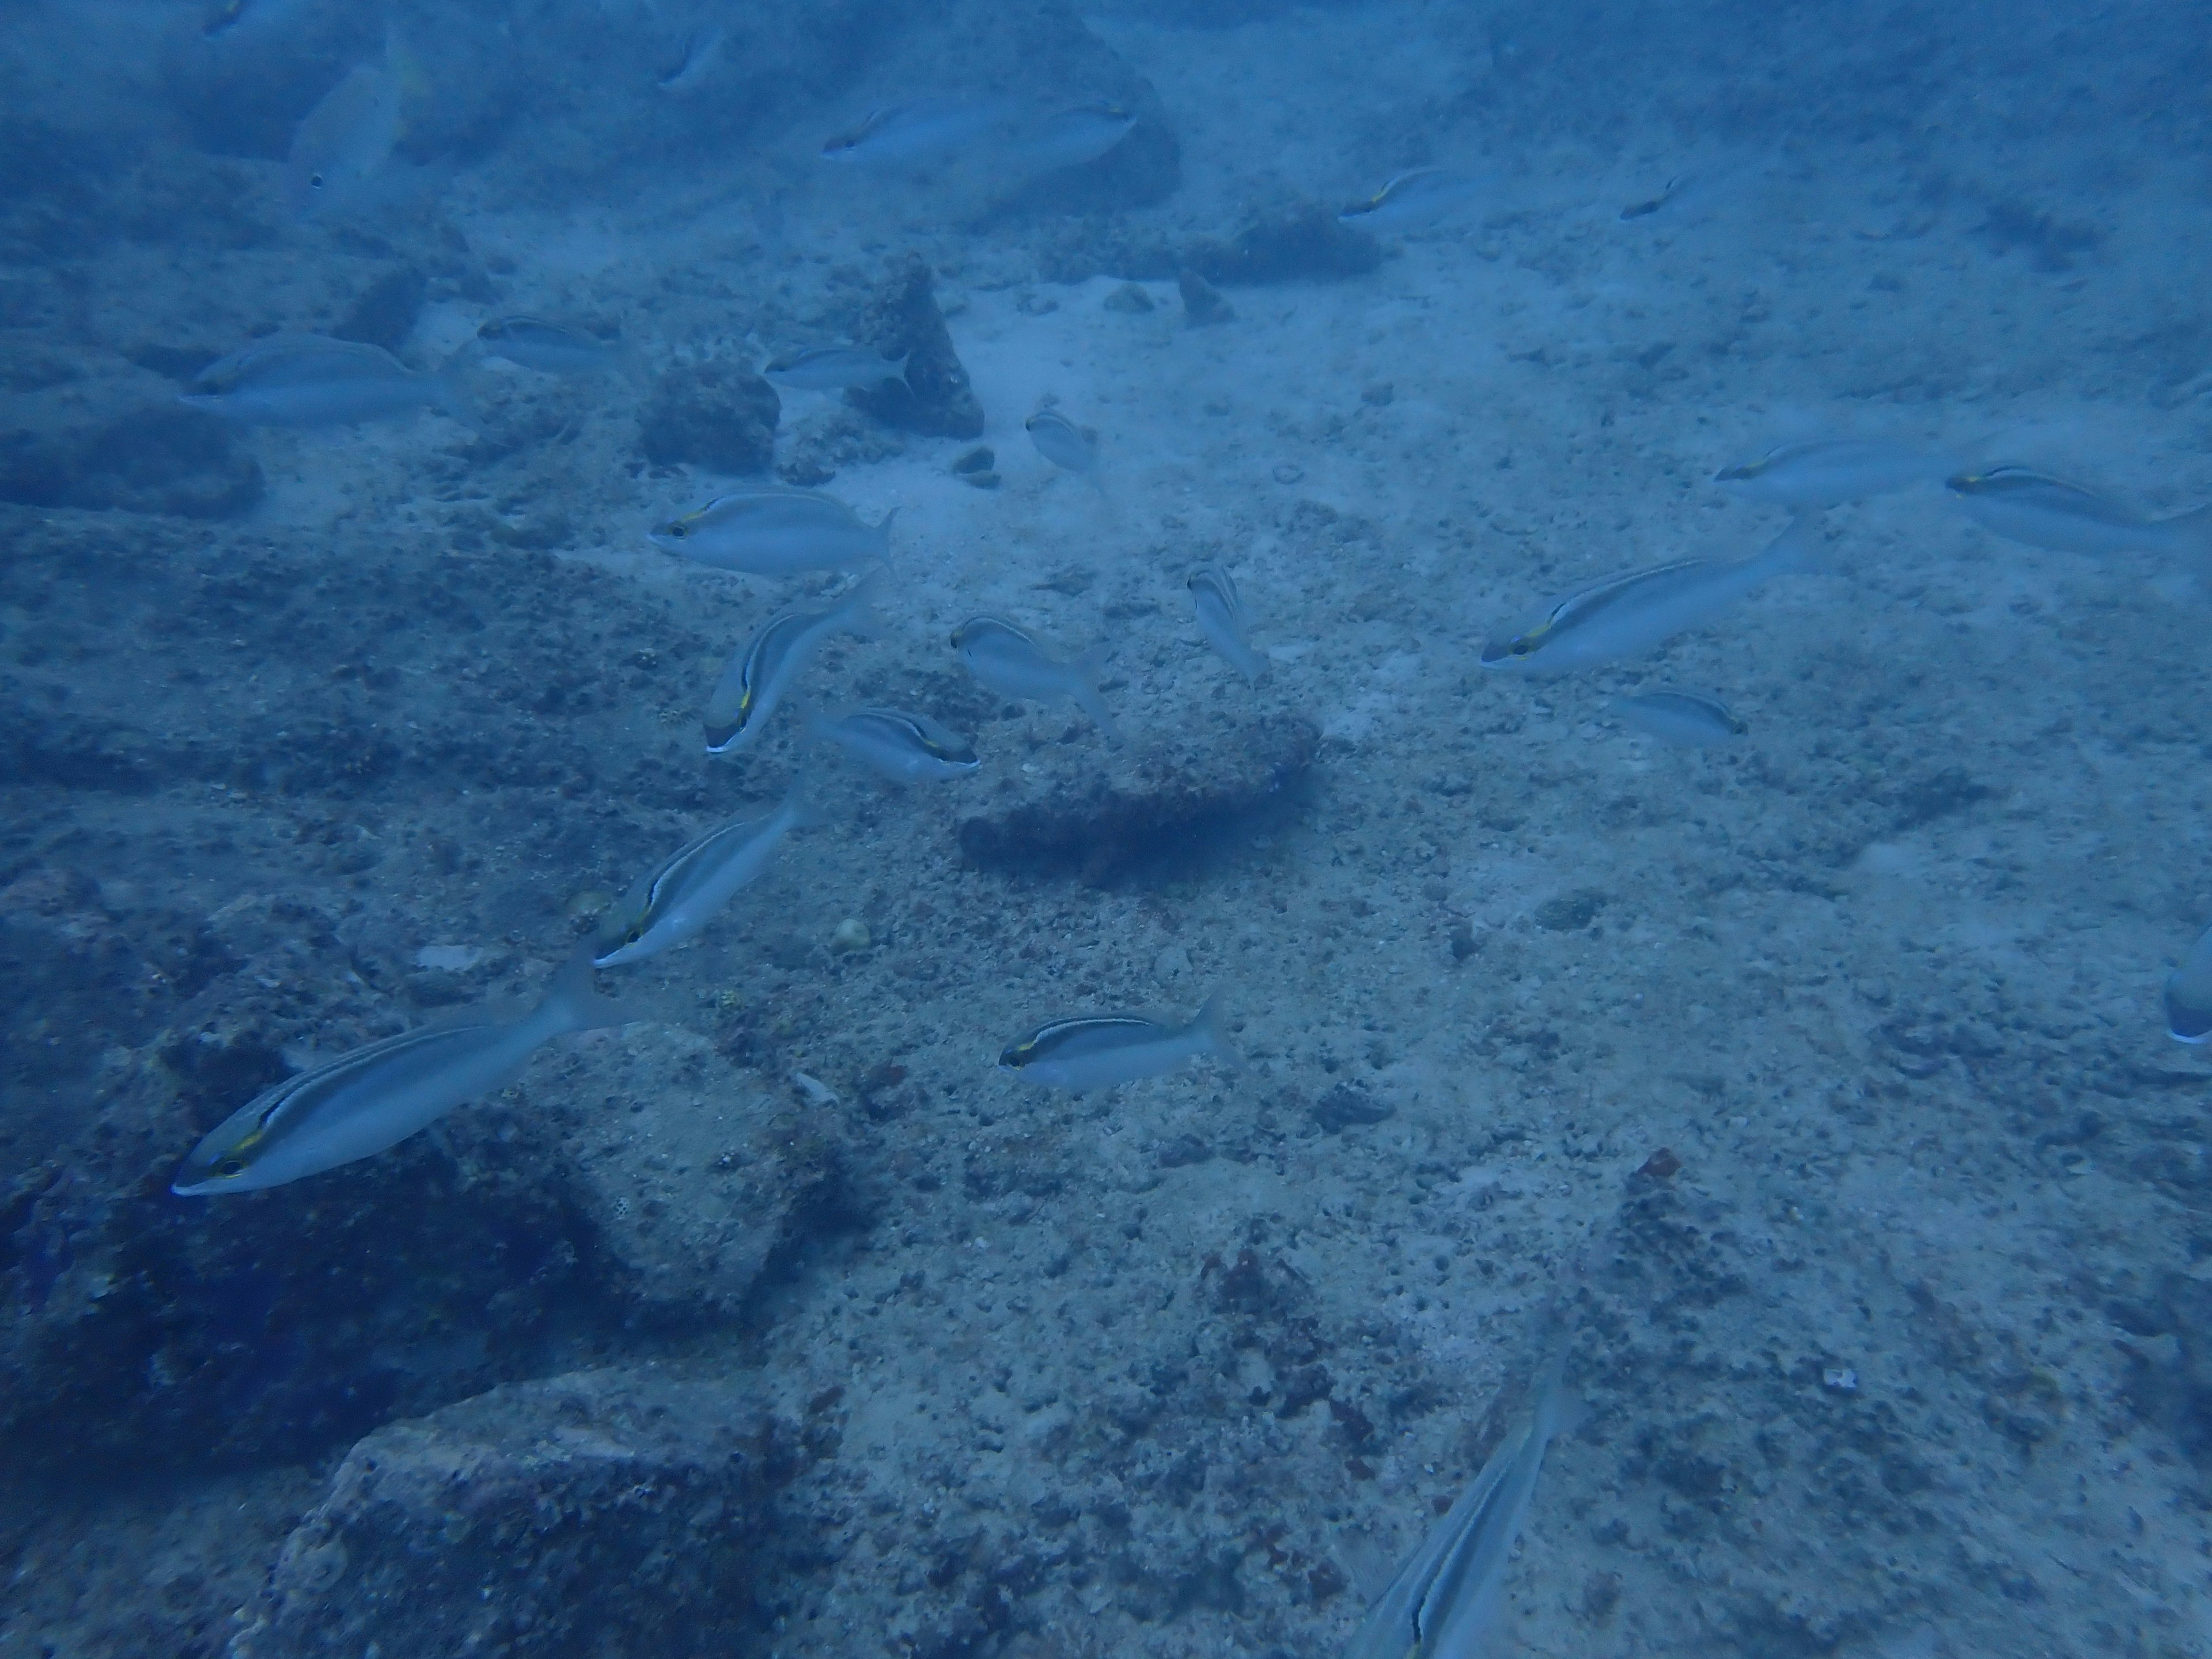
xmin=4 ymin=1 xmax=2212 ymax=1656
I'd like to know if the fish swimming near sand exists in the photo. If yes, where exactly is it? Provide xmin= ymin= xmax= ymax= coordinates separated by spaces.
xmin=179 ymin=333 xmax=476 ymax=430
xmin=762 ymin=344 xmax=911 ymax=393
xmin=1715 ymin=437 xmax=1953 ymax=507
xmin=593 ymin=783 xmax=828 ymax=968
xmin=808 ymin=707 xmax=980 ymax=783
xmin=650 ymin=484 xmax=897 ymax=577
xmin=1946 ymin=467 xmax=2212 ymax=557
xmin=2166 ymin=923 xmax=2212 ymax=1044
xmin=703 ymin=576 xmax=880 ymax=756
xmin=285 ymin=46 xmax=403 ymax=219
xmin=476 ymin=316 xmax=628 ymax=377
xmin=1611 ymin=688 xmax=1747 ymax=748
xmin=1344 ymin=1349 xmax=1583 ymax=1659
xmin=171 ymin=951 xmax=638 ymax=1196
xmin=1339 ymin=167 xmax=1483 ymax=232
xmin=1025 ymin=408 xmax=1099 ymax=478
xmin=820 ymin=96 xmax=1013 ymax=167
xmin=1480 ymin=514 xmax=1826 ymax=675
xmin=951 ymin=616 xmax=1120 ymax=741
xmin=1187 ymin=565 xmax=1264 ymax=682
xmin=998 ymin=995 xmax=1241 ymax=1093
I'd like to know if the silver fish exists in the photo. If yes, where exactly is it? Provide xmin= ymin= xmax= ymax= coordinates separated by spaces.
xmin=951 ymin=616 xmax=1119 ymax=741
xmin=703 ymin=575 xmax=880 ymax=756
xmin=808 ymin=707 xmax=979 ymax=783
xmin=179 ymin=334 xmax=474 ymax=430
xmin=1187 ymin=565 xmax=1263 ymax=682
xmin=1714 ymin=438 xmax=1952 ymax=507
xmin=286 ymin=53 xmax=401 ymax=219
xmin=171 ymin=952 xmax=637 ymax=1196
xmin=1339 ymin=167 xmax=1482 ymax=232
xmin=657 ymin=24 xmax=724 ymax=93
xmin=593 ymin=784 xmax=827 ymax=968
xmin=819 ymin=96 xmax=1012 ymax=166
xmin=1025 ymin=409 xmax=1097 ymax=476
xmin=477 ymin=316 xmax=627 ymax=376
xmin=649 ymin=484 xmax=897 ymax=576
xmin=762 ymin=344 xmax=910 ymax=392
xmin=1480 ymin=515 xmax=1824 ymax=675
xmin=1611 ymin=688 xmax=1747 ymax=747
xmin=1946 ymin=467 xmax=2212 ymax=557
xmin=2167 ymin=923 xmax=2212 ymax=1045
xmin=1344 ymin=1351 xmax=1582 ymax=1659
xmin=998 ymin=995 xmax=1240 ymax=1093
xmin=1021 ymin=100 xmax=1138 ymax=173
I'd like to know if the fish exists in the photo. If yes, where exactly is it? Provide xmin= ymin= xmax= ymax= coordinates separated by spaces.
xmin=702 ymin=575 xmax=880 ymax=756
xmin=1339 ymin=167 xmax=1483 ymax=232
xmin=1020 ymin=100 xmax=1139 ymax=173
xmin=762 ymin=344 xmax=911 ymax=393
xmin=656 ymin=24 xmax=724 ymax=93
xmin=649 ymin=484 xmax=898 ymax=576
xmin=1714 ymin=438 xmax=1953 ymax=507
xmin=1946 ymin=467 xmax=2212 ymax=557
xmin=1611 ymin=688 xmax=1748 ymax=747
xmin=593 ymin=783 xmax=828 ymax=968
xmin=2166 ymin=923 xmax=2212 ymax=1045
xmin=998 ymin=994 xmax=1241 ymax=1093
xmin=1187 ymin=565 xmax=1264 ymax=682
xmin=476 ymin=316 xmax=628 ymax=376
xmin=1343 ymin=1350 xmax=1582 ymax=1659
xmin=1025 ymin=408 xmax=1098 ymax=477
xmin=808 ymin=707 xmax=980 ymax=783
xmin=171 ymin=950 xmax=638 ymax=1196
xmin=1479 ymin=514 xmax=1825 ymax=675
xmin=285 ymin=50 xmax=402 ymax=219
xmin=819 ymin=96 xmax=1012 ymax=167
xmin=951 ymin=616 xmax=1120 ymax=741
xmin=177 ymin=333 xmax=476 ymax=430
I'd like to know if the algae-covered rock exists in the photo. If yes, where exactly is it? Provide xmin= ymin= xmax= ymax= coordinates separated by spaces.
xmin=844 ymin=255 xmax=985 ymax=440
xmin=639 ymin=360 xmax=781 ymax=474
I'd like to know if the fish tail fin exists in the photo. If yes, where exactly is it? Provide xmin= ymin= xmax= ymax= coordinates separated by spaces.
xmin=1762 ymin=510 xmax=1833 ymax=577
xmin=892 ymin=352 xmax=913 ymax=388
xmin=2162 ymin=502 xmax=2212 ymax=564
xmin=1071 ymin=645 xmax=1123 ymax=744
xmin=837 ymin=569 xmax=887 ymax=640
xmin=1194 ymin=990 xmax=1243 ymax=1071
xmin=429 ymin=361 xmax=483 ymax=433
xmin=539 ymin=947 xmax=646 ymax=1034
xmin=870 ymin=504 xmax=900 ymax=569
xmin=780 ymin=775 xmax=834 ymax=832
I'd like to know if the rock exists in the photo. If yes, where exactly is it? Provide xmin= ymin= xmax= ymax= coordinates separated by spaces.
xmin=0 ymin=362 xmax=263 ymax=519
xmin=233 ymin=1369 xmax=802 ymax=1659
xmin=950 ymin=445 xmax=999 ymax=488
xmin=844 ymin=255 xmax=985 ymax=440
xmin=639 ymin=361 xmax=780 ymax=474
xmin=957 ymin=714 xmax=1319 ymax=885
xmin=1187 ymin=204 xmax=1382 ymax=286
xmin=329 ymin=266 xmax=427 ymax=354
xmin=1104 ymin=281 xmax=1156 ymax=313
xmin=1311 ymin=1083 xmax=1393 ymax=1132
xmin=1179 ymin=267 xmax=1233 ymax=325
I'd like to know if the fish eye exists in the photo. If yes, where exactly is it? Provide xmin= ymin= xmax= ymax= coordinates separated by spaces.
xmin=1509 ymin=636 xmax=1536 ymax=657
xmin=667 ymin=522 xmax=688 ymax=539
xmin=216 ymin=1156 xmax=246 ymax=1178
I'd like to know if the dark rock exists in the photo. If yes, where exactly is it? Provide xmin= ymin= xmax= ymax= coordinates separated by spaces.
xmin=234 ymin=1370 xmax=798 ymax=1659
xmin=1534 ymin=889 xmax=1606 ymax=931
xmin=0 ymin=402 xmax=262 ymax=519
xmin=1179 ymin=267 xmax=1233 ymax=325
xmin=1186 ymin=205 xmax=1382 ymax=286
xmin=330 ymin=266 xmax=428 ymax=354
xmin=1104 ymin=282 xmax=1156 ymax=313
xmin=1312 ymin=1083 xmax=1393 ymax=1132
xmin=957 ymin=714 xmax=1319 ymax=885
xmin=844 ymin=256 xmax=985 ymax=440
xmin=639 ymin=361 xmax=780 ymax=474
xmin=951 ymin=445 xmax=1000 ymax=488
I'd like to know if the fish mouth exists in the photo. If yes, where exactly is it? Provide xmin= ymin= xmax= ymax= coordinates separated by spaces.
xmin=1476 ymin=638 xmax=1525 ymax=668
xmin=1713 ymin=464 xmax=1751 ymax=483
xmin=1944 ymin=472 xmax=1981 ymax=494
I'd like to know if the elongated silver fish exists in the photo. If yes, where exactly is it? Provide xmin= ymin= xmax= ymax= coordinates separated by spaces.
xmin=952 ymin=616 xmax=1119 ymax=741
xmin=1020 ymin=100 xmax=1138 ymax=173
xmin=2167 ymin=923 xmax=2212 ymax=1045
xmin=179 ymin=334 xmax=475 ymax=430
xmin=1025 ymin=408 xmax=1097 ymax=476
xmin=1714 ymin=438 xmax=1952 ymax=507
xmin=1339 ymin=167 xmax=1482 ymax=232
xmin=703 ymin=576 xmax=880 ymax=756
xmin=593 ymin=785 xmax=828 ymax=968
xmin=762 ymin=344 xmax=910 ymax=392
xmin=1480 ymin=515 xmax=1824 ymax=675
xmin=1611 ymin=688 xmax=1747 ymax=747
xmin=657 ymin=24 xmax=724 ymax=93
xmin=171 ymin=952 xmax=638 ymax=1196
xmin=477 ymin=316 xmax=627 ymax=376
xmin=1187 ymin=565 xmax=1263 ymax=682
xmin=998 ymin=994 xmax=1240 ymax=1093
xmin=819 ymin=96 xmax=1012 ymax=166
xmin=808 ymin=707 xmax=979 ymax=783
xmin=1947 ymin=467 xmax=2212 ymax=557
xmin=1344 ymin=1350 xmax=1582 ymax=1659
xmin=286 ymin=51 xmax=401 ymax=219
xmin=649 ymin=484 xmax=897 ymax=576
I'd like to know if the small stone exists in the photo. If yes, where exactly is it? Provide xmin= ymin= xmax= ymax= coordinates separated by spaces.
xmin=1361 ymin=382 xmax=1395 ymax=406
xmin=1177 ymin=267 xmax=1233 ymax=325
xmin=1449 ymin=921 xmax=1480 ymax=963
xmin=1312 ymin=1083 xmax=1393 ymax=1132
xmin=830 ymin=918 xmax=871 ymax=955
xmin=1822 ymin=1366 xmax=1858 ymax=1391
xmin=1104 ymin=282 xmax=1155 ymax=313
xmin=1271 ymin=463 xmax=1304 ymax=484
xmin=1638 ymin=1146 xmax=1682 ymax=1180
